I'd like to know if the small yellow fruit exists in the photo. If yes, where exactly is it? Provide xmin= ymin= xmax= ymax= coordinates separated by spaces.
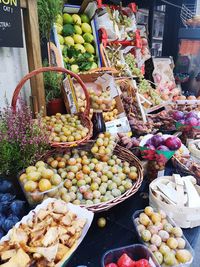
xmin=41 ymin=169 xmax=54 ymax=179
xmin=26 ymin=166 xmax=37 ymax=174
xmin=27 ymin=171 xmax=41 ymax=182
xmin=38 ymin=179 xmax=52 ymax=192
xmin=97 ymin=217 xmax=106 ymax=228
xmin=24 ymin=181 xmax=37 ymax=192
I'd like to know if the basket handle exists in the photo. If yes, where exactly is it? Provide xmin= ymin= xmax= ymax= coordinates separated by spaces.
xmin=85 ymin=67 xmax=119 ymax=74
xmin=11 ymin=66 xmax=90 ymax=117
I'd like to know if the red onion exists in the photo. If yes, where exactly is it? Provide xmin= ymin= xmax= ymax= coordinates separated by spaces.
xmin=185 ymin=111 xmax=198 ymax=119
xmin=156 ymin=145 xmax=170 ymax=151
xmin=185 ymin=117 xmax=198 ymax=126
xmin=172 ymin=111 xmax=184 ymax=121
xmin=150 ymin=135 xmax=165 ymax=148
xmin=164 ymin=137 xmax=182 ymax=150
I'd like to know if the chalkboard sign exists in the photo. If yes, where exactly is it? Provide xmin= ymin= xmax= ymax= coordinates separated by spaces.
xmin=0 ymin=0 xmax=23 ymax=47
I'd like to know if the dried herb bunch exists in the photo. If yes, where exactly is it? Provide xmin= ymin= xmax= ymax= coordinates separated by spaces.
xmin=0 ymin=100 xmax=50 ymax=175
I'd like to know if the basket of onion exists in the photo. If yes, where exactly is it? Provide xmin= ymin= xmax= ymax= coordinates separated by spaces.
xmin=139 ymin=134 xmax=182 ymax=182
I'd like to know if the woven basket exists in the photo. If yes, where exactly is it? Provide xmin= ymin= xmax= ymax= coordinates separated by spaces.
xmin=79 ymin=67 xmax=119 ymax=83
xmin=28 ymin=143 xmax=143 ymax=212
xmin=172 ymin=156 xmax=200 ymax=185
xmin=11 ymin=66 xmax=93 ymax=148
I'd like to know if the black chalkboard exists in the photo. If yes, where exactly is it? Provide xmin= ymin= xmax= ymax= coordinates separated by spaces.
xmin=0 ymin=0 xmax=23 ymax=47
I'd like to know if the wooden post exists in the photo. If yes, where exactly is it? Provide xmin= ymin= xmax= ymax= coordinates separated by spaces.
xmin=20 ymin=0 xmax=46 ymax=115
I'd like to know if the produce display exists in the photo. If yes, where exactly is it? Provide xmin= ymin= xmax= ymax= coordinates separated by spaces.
xmin=0 ymin=180 xmax=26 ymax=238
xmin=134 ymin=207 xmax=193 ymax=266
xmin=55 ymin=12 xmax=98 ymax=72
xmin=89 ymin=88 xmax=112 ymax=111
xmin=138 ymin=79 xmax=163 ymax=107
xmin=0 ymin=200 xmax=87 ymax=266
xmin=42 ymin=113 xmax=89 ymax=143
xmin=171 ymin=111 xmax=200 ymax=128
xmin=19 ymin=135 xmax=139 ymax=206
xmin=143 ymin=134 xmax=182 ymax=152
xmin=105 ymin=253 xmax=151 ymax=267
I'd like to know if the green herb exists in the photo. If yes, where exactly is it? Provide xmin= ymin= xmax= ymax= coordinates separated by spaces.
xmin=43 ymin=59 xmax=62 ymax=102
xmin=37 ymin=0 xmax=63 ymax=40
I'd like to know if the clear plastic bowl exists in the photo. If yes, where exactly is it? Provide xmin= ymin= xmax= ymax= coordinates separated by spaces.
xmin=102 ymin=244 xmax=161 ymax=267
xmin=18 ymin=176 xmax=64 ymax=206
xmin=132 ymin=210 xmax=194 ymax=267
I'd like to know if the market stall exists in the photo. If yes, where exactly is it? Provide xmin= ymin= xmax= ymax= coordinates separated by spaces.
xmin=1 ymin=0 xmax=200 ymax=267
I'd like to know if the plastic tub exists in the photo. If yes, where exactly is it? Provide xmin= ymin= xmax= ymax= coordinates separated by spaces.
xmin=102 ymin=244 xmax=160 ymax=267
xmin=133 ymin=210 xmax=194 ymax=267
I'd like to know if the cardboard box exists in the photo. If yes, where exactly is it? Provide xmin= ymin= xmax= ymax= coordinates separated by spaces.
xmin=52 ymin=4 xmax=102 ymax=70
xmin=66 ymin=73 xmax=131 ymax=134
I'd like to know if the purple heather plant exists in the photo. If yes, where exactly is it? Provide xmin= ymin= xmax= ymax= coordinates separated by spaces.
xmin=0 ymin=100 xmax=50 ymax=175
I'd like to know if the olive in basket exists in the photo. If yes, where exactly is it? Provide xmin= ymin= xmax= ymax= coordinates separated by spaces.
xmin=42 ymin=113 xmax=89 ymax=143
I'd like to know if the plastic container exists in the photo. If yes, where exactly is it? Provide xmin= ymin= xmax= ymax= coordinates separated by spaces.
xmin=18 ymin=172 xmax=64 ymax=206
xmin=102 ymin=244 xmax=160 ymax=267
xmin=133 ymin=210 xmax=194 ymax=267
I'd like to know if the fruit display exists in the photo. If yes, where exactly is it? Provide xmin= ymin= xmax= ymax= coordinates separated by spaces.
xmin=0 ymin=200 xmax=90 ymax=266
xmin=143 ymin=134 xmax=182 ymax=152
xmin=134 ymin=207 xmax=193 ymax=266
xmin=19 ymin=140 xmax=139 ymax=206
xmin=19 ymin=160 xmax=64 ymax=205
xmin=91 ymin=132 xmax=117 ymax=161
xmin=0 ymin=179 xmax=27 ymax=237
xmin=103 ymin=244 xmax=160 ymax=267
xmin=58 ymin=148 xmax=138 ymax=206
xmin=148 ymin=111 xmax=176 ymax=133
xmin=138 ymin=79 xmax=163 ymax=107
xmin=106 ymin=45 xmax=143 ymax=78
xmin=103 ymin=108 xmax=118 ymax=122
xmin=97 ymin=5 xmax=137 ymax=41
xmin=42 ymin=113 xmax=89 ymax=143
xmin=171 ymin=110 xmax=200 ymax=128
xmin=89 ymin=88 xmax=112 ymax=111
xmin=55 ymin=12 xmax=98 ymax=72
xmin=105 ymin=253 xmax=151 ymax=267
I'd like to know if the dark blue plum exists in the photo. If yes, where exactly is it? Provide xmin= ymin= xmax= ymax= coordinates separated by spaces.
xmin=0 ymin=228 xmax=5 ymax=239
xmin=0 ymin=193 xmax=15 ymax=202
xmin=0 ymin=180 xmax=13 ymax=193
xmin=2 ymin=215 xmax=19 ymax=233
xmin=0 ymin=202 xmax=10 ymax=214
xmin=10 ymin=200 xmax=26 ymax=217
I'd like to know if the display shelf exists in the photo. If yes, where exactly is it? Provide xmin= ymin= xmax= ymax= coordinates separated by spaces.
xmin=178 ymin=27 xmax=200 ymax=40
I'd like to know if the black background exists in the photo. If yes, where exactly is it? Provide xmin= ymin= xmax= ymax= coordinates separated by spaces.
xmin=0 ymin=0 xmax=23 ymax=47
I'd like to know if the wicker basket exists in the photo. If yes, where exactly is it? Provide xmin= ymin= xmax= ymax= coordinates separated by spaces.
xmin=79 ymin=67 xmax=119 ymax=83
xmin=11 ymin=66 xmax=93 ymax=148
xmin=21 ymin=144 xmax=143 ymax=212
xmin=172 ymin=156 xmax=200 ymax=185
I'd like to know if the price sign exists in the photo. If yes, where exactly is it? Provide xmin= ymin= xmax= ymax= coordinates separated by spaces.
xmin=0 ymin=0 xmax=23 ymax=47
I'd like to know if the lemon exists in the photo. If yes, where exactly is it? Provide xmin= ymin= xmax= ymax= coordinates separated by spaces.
xmin=58 ymin=34 xmax=64 ymax=45
xmin=81 ymin=22 xmax=92 ymax=33
xmin=88 ymin=55 xmax=95 ymax=62
xmin=81 ymin=13 xmax=90 ymax=23
xmin=63 ymin=13 xmax=73 ymax=24
xmin=72 ymin=14 xmax=81 ymax=25
xmin=55 ymin=23 xmax=63 ymax=34
xmin=83 ymin=33 xmax=94 ymax=43
xmin=64 ymin=36 xmax=75 ymax=46
xmin=73 ymin=34 xmax=84 ymax=44
xmin=74 ymin=44 xmax=86 ymax=53
xmin=74 ymin=25 xmax=82 ymax=35
xmin=71 ymin=64 xmax=79 ymax=73
xmin=56 ymin=14 xmax=63 ymax=25
xmin=84 ymin=43 xmax=95 ymax=54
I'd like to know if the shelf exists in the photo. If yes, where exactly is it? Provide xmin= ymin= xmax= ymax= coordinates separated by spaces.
xmin=179 ymin=28 xmax=200 ymax=40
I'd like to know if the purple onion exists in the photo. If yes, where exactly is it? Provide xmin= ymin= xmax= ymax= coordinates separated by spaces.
xmin=185 ymin=111 xmax=198 ymax=119
xmin=150 ymin=135 xmax=165 ymax=148
xmin=156 ymin=145 xmax=170 ymax=151
xmin=185 ymin=117 xmax=199 ymax=126
xmin=146 ymin=144 xmax=155 ymax=150
xmin=178 ymin=119 xmax=186 ymax=125
xmin=172 ymin=111 xmax=184 ymax=121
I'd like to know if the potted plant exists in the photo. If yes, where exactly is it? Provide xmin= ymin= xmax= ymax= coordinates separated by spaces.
xmin=0 ymin=100 xmax=50 ymax=178
xmin=43 ymin=60 xmax=66 ymax=116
